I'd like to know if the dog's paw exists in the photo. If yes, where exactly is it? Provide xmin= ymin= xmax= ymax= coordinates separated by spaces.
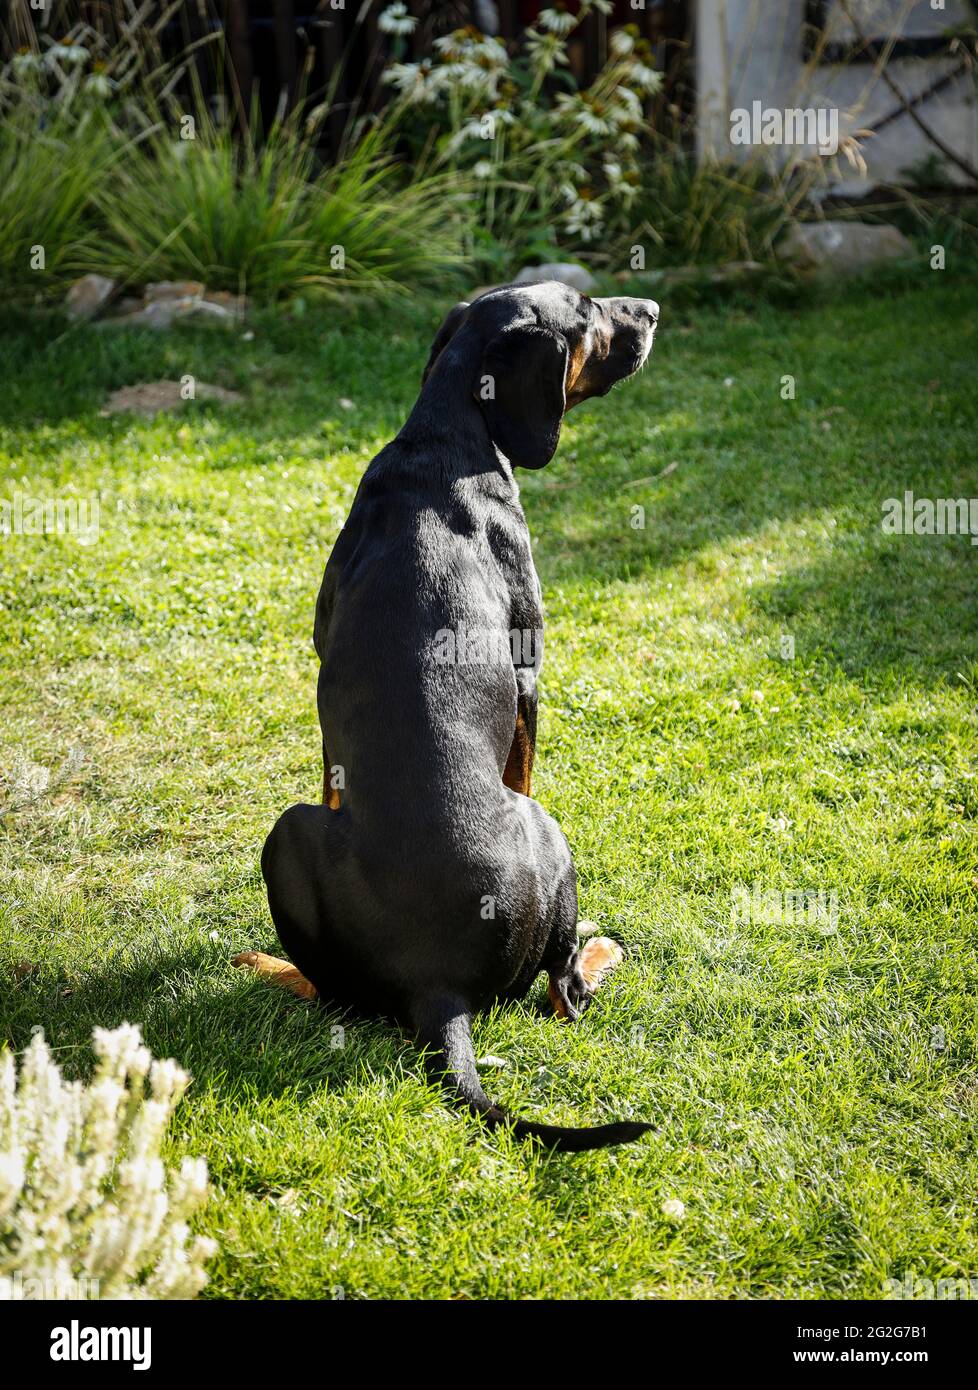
xmin=577 ymin=936 xmax=624 ymax=991
xmin=233 ymin=950 xmax=318 ymax=1000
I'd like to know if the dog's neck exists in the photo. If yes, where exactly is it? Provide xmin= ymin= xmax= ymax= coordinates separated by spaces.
xmin=396 ymin=344 xmax=515 ymax=490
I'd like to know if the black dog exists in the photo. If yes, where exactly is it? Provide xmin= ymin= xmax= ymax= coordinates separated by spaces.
xmin=238 ymin=282 xmax=659 ymax=1151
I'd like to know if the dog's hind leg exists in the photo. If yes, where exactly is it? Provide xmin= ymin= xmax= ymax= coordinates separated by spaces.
xmin=537 ymin=857 xmax=583 ymax=1020
xmin=257 ymin=801 xmax=349 ymax=1005
xmin=235 ymin=804 xmax=332 ymax=1001
xmin=548 ymin=935 xmax=625 ymax=1019
xmin=233 ymin=950 xmax=318 ymax=1000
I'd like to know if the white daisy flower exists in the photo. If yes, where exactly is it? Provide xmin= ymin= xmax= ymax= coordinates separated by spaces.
xmin=629 ymin=61 xmax=662 ymax=94
xmin=434 ymin=32 xmax=506 ymax=66
xmin=525 ymin=30 xmax=568 ymax=72
xmin=437 ymin=33 xmax=469 ymax=58
xmin=609 ymin=178 xmax=639 ymax=206
xmin=446 ymin=109 xmax=513 ymax=153
xmin=565 ymin=199 xmax=604 ymax=242
xmin=477 ymin=36 xmax=509 ymax=67
xmin=384 ymin=61 xmax=440 ymax=104
xmin=440 ymin=60 xmax=498 ymax=95
xmin=48 ymin=42 xmax=88 ymax=66
xmin=12 ymin=49 xmax=41 ymax=77
xmin=610 ymin=29 xmax=636 ymax=57
xmin=85 ymin=70 xmax=114 ymax=98
xmin=538 ymin=8 xmax=577 ymax=37
xmin=447 ymin=117 xmax=490 ymax=152
xmin=378 ymin=2 xmax=417 ymax=36
xmin=608 ymin=86 xmax=642 ymax=122
xmin=576 ymin=106 xmax=610 ymax=136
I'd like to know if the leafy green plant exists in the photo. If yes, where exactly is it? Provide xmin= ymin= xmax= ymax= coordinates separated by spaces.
xmin=0 ymin=12 xmax=466 ymax=304
xmin=0 ymin=100 xmax=115 ymax=297
xmin=88 ymin=105 xmax=465 ymax=301
xmin=0 ymin=34 xmax=125 ymax=298
xmin=304 ymin=129 xmax=468 ymax=298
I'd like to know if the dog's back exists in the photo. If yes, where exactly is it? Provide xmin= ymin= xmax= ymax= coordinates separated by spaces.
xmin=299 ymin=425 xmax=558 ymax=1015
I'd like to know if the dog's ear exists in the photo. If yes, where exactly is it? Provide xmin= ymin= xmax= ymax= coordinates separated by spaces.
xmin=477 ymin=326 xmax=568 ymax=470
xmin=422 ymin=301 xmax=471 ymax=386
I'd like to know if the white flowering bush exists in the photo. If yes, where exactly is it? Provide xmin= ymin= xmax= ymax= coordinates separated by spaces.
xmin=0 ymin=1024 xmax=216 ymax=1300
xmin=380 ymin=2 xmax=661 ymax=272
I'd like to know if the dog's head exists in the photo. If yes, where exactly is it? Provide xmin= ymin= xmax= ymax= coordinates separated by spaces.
xmin=421 ymin=281 xmax=658 ymax=470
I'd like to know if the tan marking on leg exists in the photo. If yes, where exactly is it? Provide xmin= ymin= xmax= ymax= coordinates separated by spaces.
xmin=323 ymin=776 xmax=341 ymax=811
xmin=233 ymin=950 xmax=318 ymax=1000
xmin=322 ymin=745 xmax=341 ymax=810
xmin=502 ymin=708 xmax=533 ymax=797
xmin=577 ymin=936 xmax=624 ymax=991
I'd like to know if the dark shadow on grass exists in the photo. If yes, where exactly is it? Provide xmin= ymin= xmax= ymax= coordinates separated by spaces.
xmin=525 ymin=438 xmax=978 ymax=689
xmin=750 ymin=539 xmax=978 ymax=687
xmin=1 ymin=939 xmax=602 ymax=1155
xmin=0 ymin=299 xmax=440 ymax=443
xmin=0 ymin=944 xmax=410 ymax=1107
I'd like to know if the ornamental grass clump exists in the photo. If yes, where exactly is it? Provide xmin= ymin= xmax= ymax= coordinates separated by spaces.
xmin=0 ymin=1023 xmax=215 ymax=1300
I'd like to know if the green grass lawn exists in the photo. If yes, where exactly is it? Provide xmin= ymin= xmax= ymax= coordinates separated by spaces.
xmin=1 ymin=272 xmax=976 ymax=1300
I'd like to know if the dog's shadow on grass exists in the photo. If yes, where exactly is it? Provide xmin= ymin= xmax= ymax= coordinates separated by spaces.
xmin=3 ymin=941 xmax=572 ymax=1133
xmin=1 ymin=944 xmax=409 ymax=1107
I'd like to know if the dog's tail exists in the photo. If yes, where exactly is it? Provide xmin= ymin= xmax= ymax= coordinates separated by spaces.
xmin=414 ymin=994 xmax=653 ymax=1154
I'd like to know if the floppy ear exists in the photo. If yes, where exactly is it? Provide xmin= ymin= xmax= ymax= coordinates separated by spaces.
xmin=422 ymin=301 xmax=471 ymax=386
xmin=477 ymin=326 xmax=569 ymax=470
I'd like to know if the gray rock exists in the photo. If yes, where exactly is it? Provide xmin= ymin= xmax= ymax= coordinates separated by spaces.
xmin=105 ymin=295 xmax=145 ymax=318
xmin=200 ymin=290 xmax=250 ymax=316
xmin=144 ymin=279 xmax=205 ymax=302
xmin=100 ymin=299 xmax=186 ymax=329
xmin=100 ymin=296 xmax=234 ymax=330
xmin=183 ymin=299 xmax=237 ymax=326
xmin=514 ymin=262 xmax=597 ymax=294
xmin=65 ymin=274 xmax=117 ymax=319
xmin=777 ymin=221 xmax=913 ymax=274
